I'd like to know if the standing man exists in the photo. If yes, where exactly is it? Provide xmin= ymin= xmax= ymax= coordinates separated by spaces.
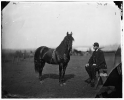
xmin=85 ymin=42 xmax=107 ymax=87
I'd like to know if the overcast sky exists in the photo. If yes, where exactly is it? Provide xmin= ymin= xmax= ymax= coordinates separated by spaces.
xmin=2 ymin=1 xmax=121 ymax=49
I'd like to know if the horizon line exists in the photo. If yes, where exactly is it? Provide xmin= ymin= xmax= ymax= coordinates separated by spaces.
xmin=2 ymin=43 xmax=120 ymax=50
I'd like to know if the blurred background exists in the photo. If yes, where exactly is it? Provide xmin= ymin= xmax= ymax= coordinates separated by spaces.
xmin=1 ymin=1 xmax=122 ymax=62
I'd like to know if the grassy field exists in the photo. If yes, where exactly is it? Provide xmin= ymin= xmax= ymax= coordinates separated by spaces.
xmin=2 ymin=52 xmax=115 ymax=98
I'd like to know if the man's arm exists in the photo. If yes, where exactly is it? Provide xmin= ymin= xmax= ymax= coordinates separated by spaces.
xmin=97 ymin=50 xmax=106 ymax=67
xmin=88 ymin=52 xmax=95 ymax=65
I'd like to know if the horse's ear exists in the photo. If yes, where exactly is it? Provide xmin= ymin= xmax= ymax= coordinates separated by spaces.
xmin=70 ymin=32 xmax=72 ymax=35
xmin=67 ymin=32 xmax=69 ymax=36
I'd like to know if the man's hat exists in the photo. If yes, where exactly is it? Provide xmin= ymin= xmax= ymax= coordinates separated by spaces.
xmin=93 ymin=42 xmax=99 ymax=47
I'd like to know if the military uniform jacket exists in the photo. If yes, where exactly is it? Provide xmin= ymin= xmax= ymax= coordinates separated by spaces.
xmin=88 ymin=49 xmax=107 ymax=69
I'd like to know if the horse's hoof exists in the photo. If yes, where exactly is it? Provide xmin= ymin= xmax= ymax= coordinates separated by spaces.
xmin=40 ymin=81 xmax=44 ymax=84
xmin=63 ymin=83 xmax=66 ymax=85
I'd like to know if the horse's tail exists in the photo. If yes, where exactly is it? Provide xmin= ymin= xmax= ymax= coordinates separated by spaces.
xmin=34 ymin=47 xmax=42 ymax=73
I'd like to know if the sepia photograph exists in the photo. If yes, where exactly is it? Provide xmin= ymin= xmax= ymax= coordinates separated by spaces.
xmin=1 ymin=1 xmax=122 ymax=98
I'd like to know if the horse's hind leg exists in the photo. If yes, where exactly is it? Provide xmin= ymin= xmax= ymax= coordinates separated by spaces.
xmin=39 ymin=61 xmax=45 ymax=83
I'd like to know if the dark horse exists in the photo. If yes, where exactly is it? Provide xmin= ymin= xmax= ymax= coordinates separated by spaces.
xmin=34 ymin=32 xmax=74 ymax=86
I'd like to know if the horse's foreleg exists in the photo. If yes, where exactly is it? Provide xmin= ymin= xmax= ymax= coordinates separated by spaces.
xmin=62 ymin=64 xmax=67 ymax=84
xmin=59 ymin=63 xmax=63 ymax=85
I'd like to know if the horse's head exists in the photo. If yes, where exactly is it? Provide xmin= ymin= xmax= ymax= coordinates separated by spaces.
xmin=56 ymin=32 xmax=74 ymax=56
xmin=65 ymin=32 xmax=74 ymax=53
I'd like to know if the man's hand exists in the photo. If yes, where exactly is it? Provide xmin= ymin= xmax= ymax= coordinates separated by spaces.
xmin=86 ymin=63 xmax=89 ymax=67
xmin=93 ymin=64 xmax=96 ymax=66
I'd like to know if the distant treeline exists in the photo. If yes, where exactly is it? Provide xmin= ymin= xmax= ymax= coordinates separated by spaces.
xmin=103 ymin=50 xmax=116 ymax=53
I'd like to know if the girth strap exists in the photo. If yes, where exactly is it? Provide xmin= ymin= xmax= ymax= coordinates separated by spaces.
xmin=50 ymin=49 xmax=57 ymax=63
xmin=51 ymin=49 xmax=68 ymax=63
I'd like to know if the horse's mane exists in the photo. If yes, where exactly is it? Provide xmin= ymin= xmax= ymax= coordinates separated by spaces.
xmin=56 ymin=36 xmax=69 ymax=57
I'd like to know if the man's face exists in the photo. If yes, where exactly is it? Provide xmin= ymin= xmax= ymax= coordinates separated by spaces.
xmin=93 ymin=46 xmax=98 ymax=50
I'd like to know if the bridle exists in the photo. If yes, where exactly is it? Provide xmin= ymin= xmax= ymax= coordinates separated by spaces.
xmin=66 ymin=37 xmax=73 ymax=55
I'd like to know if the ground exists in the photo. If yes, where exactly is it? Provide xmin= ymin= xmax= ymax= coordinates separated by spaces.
xmin=2 ymin=53 xmax=115 ymax=98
